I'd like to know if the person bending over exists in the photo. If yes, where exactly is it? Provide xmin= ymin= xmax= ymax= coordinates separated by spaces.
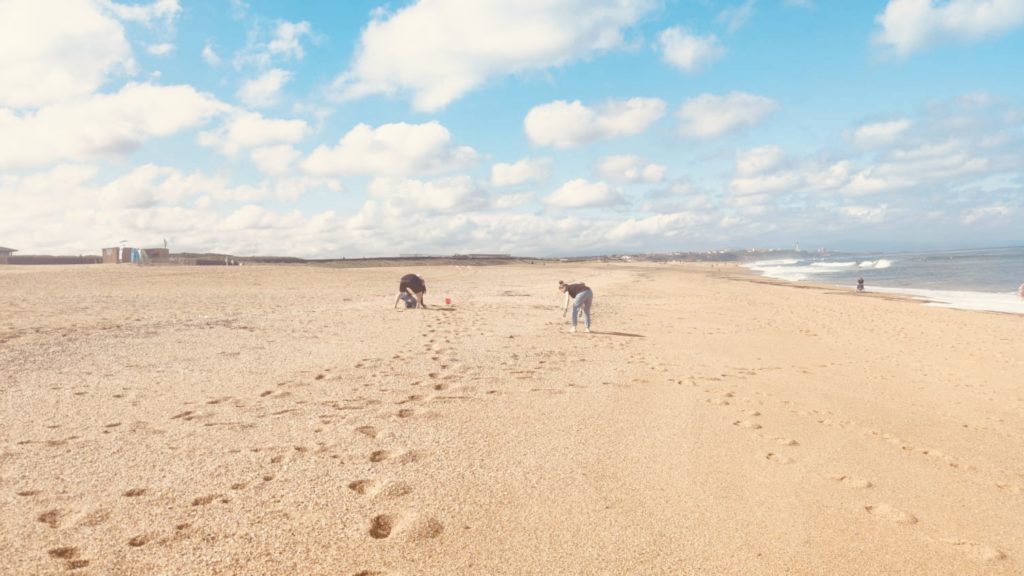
xmin=559 ymin=280 xmax=593 ymax=333
xmin=395 ymin=273 xmax=427 ymax=309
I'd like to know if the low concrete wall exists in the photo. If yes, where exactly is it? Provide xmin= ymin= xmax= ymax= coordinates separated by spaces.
xmin=8 ymin=255 xmax=103 ymax=265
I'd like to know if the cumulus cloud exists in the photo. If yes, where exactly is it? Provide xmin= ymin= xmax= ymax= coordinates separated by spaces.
xmin=874 ymin=0 xmax=1024 ymax=56
xmin=0 ymin=163 xmax=347 ymax=256
xmin=851 ymin=119 xmax=911 ymax=147
xmin=641 ymin=180 xmax=713 ymax=213
xmin=333 ymin=0 xmax=656 ymax=111
xmin=202 ymin=43 xmax=221 ymax=66
xmin=525 ymin=98 xmax=666 ymax=148
xmin=493 ymin=192 xmax=534 ymax=209
xmin=0 ymin=83 xmax=226 ymax=169
xmin=268 ymin=20 xmax=312 ymax=59
xmin=102 ymin=0 xmax=181 ymax=27
xmin=303 ymin=121 xmax=478 ymax=177
xmin=659 ymin=27 xmax=724 ymax=72
xmin=147 ymin=43 xmax=175 ymax=56
xmin=596 ymin=155 xmax=666 ymax=183
xmin=348 ymin=176 xmax=488 ymax=229
xmin=491 ymin=158 xmax=552 ymax=187
xmin=724 ymin=95 xmax=1024 ymax=201
xmin=0 ymin=0 xmax=133 ymax=108
xmin=677 ymin=92 xmax=778 ymax=138
xmin=839 ymin=204 xmax=889 ymax=223
xmin=544 ymin=179 xmax=623 ymax=208
xmin=250 ymin=145 xmax=301 ymax=175
xmin=607 ymin=212 xmax=702 ymax=241
xmin=962 ymin=204 xmax=1011 ymax=224
xmin=238 ymin=68 xmax=291 ymax=108
xmin=198 ymin=111 xmax=309 ymax=156
xmin=736 ymin=146 xmax=786 ymax=176
xmin=717 ymin=0 xmax=757 ymax=33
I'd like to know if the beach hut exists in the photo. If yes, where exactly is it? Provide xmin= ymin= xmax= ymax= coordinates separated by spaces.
xmin=0 ymin=246 xmax=16 ymax=264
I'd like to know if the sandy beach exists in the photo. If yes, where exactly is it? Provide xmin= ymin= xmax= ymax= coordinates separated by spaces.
xmin=1 ymin=262 xmax=1022 ymax=575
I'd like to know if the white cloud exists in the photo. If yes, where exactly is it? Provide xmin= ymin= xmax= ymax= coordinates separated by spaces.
xmin=525 ymin=98 xmax=666 ymax=148
xmin=100 ymin=163 xmax=224 ymax=208
xmin=237 ymin=68 xmax=291 ymax=108
xmin=198 ymin=111 xmax=309 ymax=156
xmin=202 ymin=43 xmax=221 ymax=66
xmin=268 ymin=21 xmax=312 ymax=59
xmin=730 ymin=172 xmax=801 ymax=195
xmin=717 ymin=0 xmax=757 ymax=33
xmin=874 ymin=0 xmax=1024 ymax=56
xmin=493 ymin=192 xmax=533 ymax=209
xmin=851 ymin=119 xmax=911 ymax=146
xmin=544 ymin=179 xmax=622 ymax=208
xmin=677 ymin=91 xmax=778 ymax=138
xmin=303 ymin=121 xmax=478 ymax=177
xmin=839 ymin=204 xmax=889 ymax=223
xmin=102 ymin=0 xmax=181 ymax=27
xmin=658 ymin=27 xmax=724 ymax=73
xmin=596 ymin=155 xmax=666 ymax=183
xmin=333 ymin=0 xmax=657 ymax=112
xmin=607 ymin=212 xmax=701 ymax=241
xmin=0 ymin=83 xmax=226 ymax=169
xmin=0 ymin=0 xmax=133 ymax=108
xmin=491 ymin=158 xmax=552 ymax=187
xmin=353 ymin=176 xmax=487 ymax=225
xmin=736 ymin=146 xmax=785 ymax=176
xmin=147 ymin=43 xmax=175 ymax=56
xmin=962 ymin=204 xmax=1011 ymax=224
xmin=250 ymin=145 xmax=301 ymax=175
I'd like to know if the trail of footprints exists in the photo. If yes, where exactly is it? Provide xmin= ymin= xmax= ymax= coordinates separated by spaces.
xmin=20 ymin=308 xmax=1014 ymax=572
xmin=695 ymin=367 xmax=1010 ymax=565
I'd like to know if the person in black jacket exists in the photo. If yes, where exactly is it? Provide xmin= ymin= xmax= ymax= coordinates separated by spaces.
xmin=558 ymin=280 xmax=593 ymax=333
xmin=394 ymin=273 xmax=427 ymax=309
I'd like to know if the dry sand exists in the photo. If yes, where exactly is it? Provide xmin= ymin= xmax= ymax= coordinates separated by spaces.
xmin=1 ymin=262 xmax=1022 ymax=575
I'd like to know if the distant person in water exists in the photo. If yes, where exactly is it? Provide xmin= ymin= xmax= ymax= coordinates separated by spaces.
xmin=559 ymin=280 xmax=593 ymax=333
xmin=1018 ymin=282 xmax=1024 ymax=299
xmin=857 ymin=277 xmax=865 ymax=292
xmin=394 ymin=273 xmax=427 ymax=309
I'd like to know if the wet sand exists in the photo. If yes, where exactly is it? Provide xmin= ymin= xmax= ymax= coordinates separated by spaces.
xmin=1 ymin=262 xmax=1022 ymax=575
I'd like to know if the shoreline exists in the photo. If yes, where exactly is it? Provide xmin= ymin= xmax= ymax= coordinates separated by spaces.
xmin=742 ymin=262 xmax=1024 ymax=316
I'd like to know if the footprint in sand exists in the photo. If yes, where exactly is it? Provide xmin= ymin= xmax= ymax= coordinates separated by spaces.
xmin=369 ymin=515 xmax=394 ymax=539
xmin=355 ymin=426 xmax=378 ymax=438
xmin=733 ymin=420 xmax=762 ymax=430
xmin=349 ymin=479 xmax=379 ymax=495
xmin=830 ymin=475 xmax=872 ymax=489
xmin=123 ymin=488 xmax=147 ymax=497
xmin=397 ymin=409 xmax=415 ymax=419
xmin=369 ymin=450 xmax=391 ymax=463
xmin=369 ymin=513 xmax=443 ymax=541
xmin=127 ymin=533 xmax=153 ymax=547
xmin=48 ymin=547 xmax=89 ymax=570
xmin=37 ymin=509 xmax=64 ymax=528
xmin=764 ymin=452 xmax=794 ymax=464
xmin=864 ymin=503 xmax=918 ymax=524
xmin=940 ymin=538 xmax=1006 ymax=562
xmin=191 ymin=494 xmax=224 ymax=506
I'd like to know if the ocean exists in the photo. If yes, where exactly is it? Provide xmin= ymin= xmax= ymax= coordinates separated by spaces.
xmin=744 ymin=246 xmax=1024 ymax=315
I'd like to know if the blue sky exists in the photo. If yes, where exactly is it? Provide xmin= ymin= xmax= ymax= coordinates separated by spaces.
xmin=1 ymin=0 xmax=1022 ymax=257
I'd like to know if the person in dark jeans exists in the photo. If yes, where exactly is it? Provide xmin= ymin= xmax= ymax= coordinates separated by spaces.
xmin=558 ymin=280 xmax=593 ymax=333
xmin=394 ymin=273 xmax=427 ymax=309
